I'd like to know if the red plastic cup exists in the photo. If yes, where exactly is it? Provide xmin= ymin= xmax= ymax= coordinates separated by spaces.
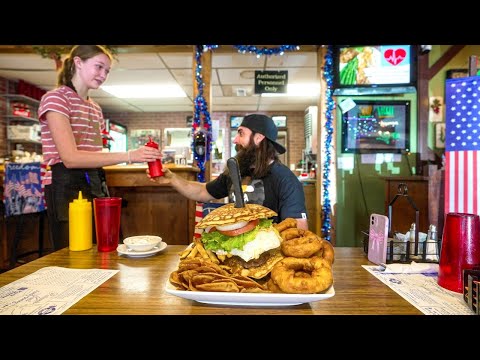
xmin=93 ymin=197 xmax=122 ymax=252
xmin=437 ymin=212 xmax=480 ymax=293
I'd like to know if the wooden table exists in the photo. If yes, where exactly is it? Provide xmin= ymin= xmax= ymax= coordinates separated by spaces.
xmin=0 ymin=246 xmax=422 ymax=315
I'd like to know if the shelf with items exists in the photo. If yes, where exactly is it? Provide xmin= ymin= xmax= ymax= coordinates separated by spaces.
xmin=6 ymin=115 xmax=40 ymax=123
xmin=1 ymin=93 xmax=42 ymax=156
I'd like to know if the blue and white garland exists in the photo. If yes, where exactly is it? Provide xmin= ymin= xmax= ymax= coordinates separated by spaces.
xmin=192 ymin=45 xmax=213 ymax=182
xmin=321 ymin=46 xmax=334 ymax=242
xmin=233 ymin=45 xmax=300 ymax=57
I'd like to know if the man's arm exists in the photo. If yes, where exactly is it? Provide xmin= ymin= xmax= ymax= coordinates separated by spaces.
xmin=148 ymin=168 xmax=215 ymax=203
xmin=295 ymin=218 xmax=309 ymax=230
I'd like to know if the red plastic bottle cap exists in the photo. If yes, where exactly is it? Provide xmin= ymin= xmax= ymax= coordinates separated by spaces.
xmin=145 ymin=136 xmax=158 ymax=149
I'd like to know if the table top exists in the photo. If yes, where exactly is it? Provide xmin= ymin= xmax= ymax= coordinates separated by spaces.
xmin=0 ymin=246 xmax=422 ymax=315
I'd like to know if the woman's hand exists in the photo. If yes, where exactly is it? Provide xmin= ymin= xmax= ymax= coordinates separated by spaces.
xmin=129 ymin=145 xmax=162 ymax=163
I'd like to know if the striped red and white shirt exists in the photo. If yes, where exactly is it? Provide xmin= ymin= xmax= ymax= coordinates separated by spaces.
xmin=38 ymin=85 xmax=105 ymax=186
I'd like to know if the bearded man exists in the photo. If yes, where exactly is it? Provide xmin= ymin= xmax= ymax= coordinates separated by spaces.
xmin=149 ymin=114 xmax=308 ymax=229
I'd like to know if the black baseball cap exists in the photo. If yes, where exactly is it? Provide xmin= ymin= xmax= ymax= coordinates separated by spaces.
xmin=239 ymin=114 xmax=286 ymax=154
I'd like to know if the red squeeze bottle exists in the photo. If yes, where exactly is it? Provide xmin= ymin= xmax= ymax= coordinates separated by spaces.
xmin=145 ymin=136 xmax=164 ymax=177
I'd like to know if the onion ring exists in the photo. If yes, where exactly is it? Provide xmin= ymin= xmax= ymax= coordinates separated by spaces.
xmin=271 ymin=256 xmax=333 ymax=294
xmin=313 ymin=239 xmax=335 ymax=265
xmin=273 ymin=218 xmax=297 ymax=233
xmin=281 ymin=229 xmax=323 ymax=258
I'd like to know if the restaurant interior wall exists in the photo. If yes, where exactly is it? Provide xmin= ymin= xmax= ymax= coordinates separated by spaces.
xmin=334 ymin=93 xmax=418 ymax=247
xmin=104 ymin=110 xmax=306 ymax=173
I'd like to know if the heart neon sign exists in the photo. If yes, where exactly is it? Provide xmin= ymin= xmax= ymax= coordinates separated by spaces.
xmin=384 ymin=48 xmax=406 ymax=66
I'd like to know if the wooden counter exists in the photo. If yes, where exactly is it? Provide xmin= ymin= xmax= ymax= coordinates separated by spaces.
xmin=103 ymin=164 xmax=200 ymax=246
xmin=0 ymin=246 xmax=422 ymax=315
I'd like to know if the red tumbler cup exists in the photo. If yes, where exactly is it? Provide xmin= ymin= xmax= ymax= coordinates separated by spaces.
xmin=93 ymin=197 xmax=122 ymax=252
xmin=437 ymin=212 xmax=480 ymax=293
xmin=145 ymin=136 xmax=163 ymax=178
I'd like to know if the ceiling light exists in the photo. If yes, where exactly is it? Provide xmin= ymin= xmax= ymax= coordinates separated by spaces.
xmin=261 ymin=83 xmax=320 ymax=97
xmin=101 ymin=84 xmax=187 ymax=98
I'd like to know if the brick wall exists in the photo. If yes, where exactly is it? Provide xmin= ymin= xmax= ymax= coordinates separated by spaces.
xmin=105 ymin=110 xmax=306 ymax=170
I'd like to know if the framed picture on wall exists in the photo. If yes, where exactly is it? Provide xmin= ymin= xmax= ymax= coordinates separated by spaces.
xmin=272 ymin=115 xmax=287 ymax=127
xmin=230 ymin=116 xmax=244 ymax=129
xmin=446 ymin=69 xmax=468 ymax=79
xmin=435 ymin=123 xmax=446 ymax=148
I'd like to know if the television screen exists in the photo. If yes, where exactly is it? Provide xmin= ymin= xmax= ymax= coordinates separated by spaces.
xmin=341 ymin=100 xmax=410 ymax=153
xmin=333 ymin=45 xmax=416 ymax=95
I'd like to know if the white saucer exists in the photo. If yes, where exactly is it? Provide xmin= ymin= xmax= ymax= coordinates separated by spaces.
xmin=117 ymin=242 xmax=167 ymax=257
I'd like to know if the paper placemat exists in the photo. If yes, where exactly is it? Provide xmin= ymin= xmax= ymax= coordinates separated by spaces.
xmin=0 ymin=266 xmax=118 ymax=315
xmin=362 ymin=265 xmax=473 ymax=315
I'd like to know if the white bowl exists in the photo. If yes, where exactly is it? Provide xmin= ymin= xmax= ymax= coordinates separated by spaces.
xmin=123 ymin=235 xmax=162 ymax=252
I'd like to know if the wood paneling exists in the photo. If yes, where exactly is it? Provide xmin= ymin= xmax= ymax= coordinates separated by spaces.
xmin=104 ymin=165 xmax=199 ymax=245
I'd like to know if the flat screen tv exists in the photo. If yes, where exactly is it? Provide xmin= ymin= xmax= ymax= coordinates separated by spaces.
xmin=341 ymin=100 xmax=410 ymax=154
xmin=333 ymin=45 xmax=416 ymax=95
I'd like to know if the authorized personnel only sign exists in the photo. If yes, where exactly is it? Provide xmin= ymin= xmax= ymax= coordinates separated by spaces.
xmin=254 ymin=71 xmax=288 ymax=94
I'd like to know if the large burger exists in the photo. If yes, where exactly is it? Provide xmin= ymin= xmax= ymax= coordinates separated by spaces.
xmin=196 ymin=203 xmax=284 ymax=279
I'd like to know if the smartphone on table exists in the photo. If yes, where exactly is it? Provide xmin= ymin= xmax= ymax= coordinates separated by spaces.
xmin=368 ymin=213 xmax=389 ymax=265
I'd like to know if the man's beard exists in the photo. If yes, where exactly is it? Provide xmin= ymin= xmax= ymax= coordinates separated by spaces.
xmin=235 ymin=144 xmax=256 ymax=177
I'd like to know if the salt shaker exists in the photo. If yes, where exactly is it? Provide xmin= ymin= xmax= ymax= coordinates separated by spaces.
xmin=427 ymin=224 xmax=437 ymax=242
xmin=145 ymin=136 xmax=164 ymax=178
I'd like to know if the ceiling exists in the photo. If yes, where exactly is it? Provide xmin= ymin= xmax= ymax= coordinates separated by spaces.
xmin=0 ymin=45 xmax=321 ymax=113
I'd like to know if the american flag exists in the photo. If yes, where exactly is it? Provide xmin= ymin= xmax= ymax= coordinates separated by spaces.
xmin=445 ymin=76 xmax=480 ymax=216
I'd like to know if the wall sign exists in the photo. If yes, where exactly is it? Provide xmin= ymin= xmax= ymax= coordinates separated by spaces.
xmin=254 ymin=71 xmax=288 ymax=94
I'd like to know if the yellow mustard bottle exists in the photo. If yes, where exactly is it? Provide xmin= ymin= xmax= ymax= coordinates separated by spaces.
xmin=69 ymin=191 xmax=92 ymax=251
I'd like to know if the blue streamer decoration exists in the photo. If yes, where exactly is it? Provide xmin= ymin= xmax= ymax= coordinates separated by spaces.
xmin=192 ymin=45 xmax=213 ymax=183
xmin=322 ymin=46 xmax=334 ymax=242
xmin=233 ymin=45 xmax=300 ymax=58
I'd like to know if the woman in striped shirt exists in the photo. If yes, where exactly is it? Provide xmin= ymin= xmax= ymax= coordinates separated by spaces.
xmin=39 ymin=45 xmax=162 ymax=250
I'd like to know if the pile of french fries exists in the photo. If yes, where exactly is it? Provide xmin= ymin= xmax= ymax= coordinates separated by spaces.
xmin=179 ymin=238 xmax=221 ymax=264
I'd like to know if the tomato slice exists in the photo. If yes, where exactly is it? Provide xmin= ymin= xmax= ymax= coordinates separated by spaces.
xmin=216 ymin=219 xmax=259 ymax=237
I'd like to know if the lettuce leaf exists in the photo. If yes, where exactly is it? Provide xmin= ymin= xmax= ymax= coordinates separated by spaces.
xmin=201 ymin=218 xmax=273 ymax=252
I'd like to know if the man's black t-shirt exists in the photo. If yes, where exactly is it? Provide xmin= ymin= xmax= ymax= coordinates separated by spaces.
xmin=205 ymin=162 xmax=307 ymax=223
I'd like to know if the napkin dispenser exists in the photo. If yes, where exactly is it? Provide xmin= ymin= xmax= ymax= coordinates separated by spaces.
xmin=463 ymin=268 xmax=480 ymax=315
xmin=363 ymin=183 xmax=441 ymax=264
